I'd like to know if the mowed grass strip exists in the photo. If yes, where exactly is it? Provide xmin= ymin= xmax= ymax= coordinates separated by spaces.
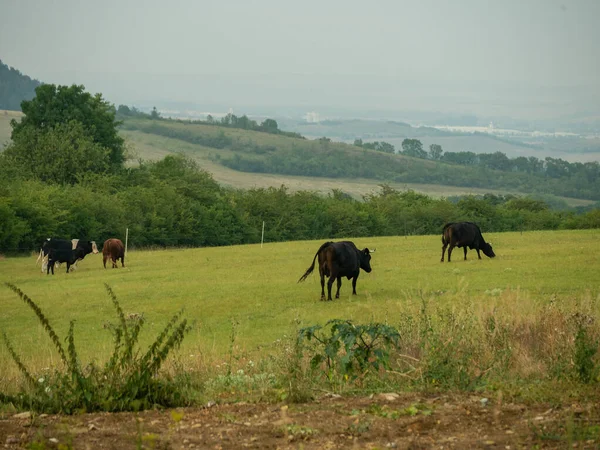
xmin=1 ymin=230 xmax=599 ymax=386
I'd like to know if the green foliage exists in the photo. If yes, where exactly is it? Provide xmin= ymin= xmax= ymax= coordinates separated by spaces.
xmin=401 ymin=138 xmax=427 ymax=158
xmin=573 ymin=314 xmax=599 ymax=384
xmin=3 ymin=120 xmax=110 ymax=184
xmin=1 ymin=151 xmax=600 ymax=253
xmin=429 ymin=144 xmax=443 ymax=160
xmin=298 ymin=320 xmax=400 ymax=381
xmin=11 ymin=84 xmax=125 ymax=168
xmin=1 ymin=283 xmax=192 ymax=413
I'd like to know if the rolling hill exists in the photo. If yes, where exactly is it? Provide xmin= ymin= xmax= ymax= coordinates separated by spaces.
xmin=120 ymin=117 xmax=597 ymax=207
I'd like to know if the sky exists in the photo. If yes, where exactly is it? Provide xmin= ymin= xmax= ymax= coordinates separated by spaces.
xmin=1 ymin=0 xmax=599 ymax=120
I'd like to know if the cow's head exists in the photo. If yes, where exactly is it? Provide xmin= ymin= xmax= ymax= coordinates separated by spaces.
xmin=482 ymin=242 xmax=495 ymax=258
xmin=360 ymin=248 xmax=374 ymax=273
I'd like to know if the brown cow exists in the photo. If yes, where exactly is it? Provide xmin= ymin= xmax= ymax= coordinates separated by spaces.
xmin=102 ymin=238 xmax=125 ymax=268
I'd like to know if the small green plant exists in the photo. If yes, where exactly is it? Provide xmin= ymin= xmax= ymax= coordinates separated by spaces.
xmin=573 ymin=314 xmax=599 ymax=384
xmin=1 ymin=283 xmax=192 ymax=413
xmin=285 ymin=424 xmax=318 ymax=441
xmin=298 ymin=319 xmax=400 ymax=381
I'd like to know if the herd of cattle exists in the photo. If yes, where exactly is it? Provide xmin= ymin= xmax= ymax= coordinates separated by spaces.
xmin=36 ymin=238 xmax=125 ymax=274
xmin=35 ymin=222 xmax=494 ymax=301
xmin=298 ymin=221 xmax=495 ymax=301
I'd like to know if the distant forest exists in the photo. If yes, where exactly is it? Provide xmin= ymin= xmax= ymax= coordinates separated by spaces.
xmin=0 ymin=60 xmax=41 ymax=110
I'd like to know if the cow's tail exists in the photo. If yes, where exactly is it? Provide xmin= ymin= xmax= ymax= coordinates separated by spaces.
xmin=441 ymin=223 xmax=453 ymax=244
xmin=298 ymin=242 xmax=332 ymax=283
xmin=35 ymin=248 xmax=43 ymax=266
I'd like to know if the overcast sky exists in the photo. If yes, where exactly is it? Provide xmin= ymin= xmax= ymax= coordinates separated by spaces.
xmin=1 ymin=0 xmax=599 ymax=119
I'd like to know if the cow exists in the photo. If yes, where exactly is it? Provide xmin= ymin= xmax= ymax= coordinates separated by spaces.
xmin=441 ymin=222 xmax=495 ymax=262
xmin=298 ymin=241 xmax=374 ymax=301
xmin=47 ymin=247 xmax=87 ymax=275
xmin=37 ymin=238 xmax=99 ymax=273
xmin=102 ymin=238 xmax=125 ymax=268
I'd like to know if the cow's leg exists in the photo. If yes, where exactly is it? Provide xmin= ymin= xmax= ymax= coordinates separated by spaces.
xmin=121 ymin=255 xmax=125 ymax=267
xmin=352 ymin=273 xmax=359 ymax=295
xmin=335 ymin=277 xmax=342 ymax=299
xmin=319 ymin=268 xmax=326 ymax=301
xmin=463 ymin=247 xmax=468 ymax=260
xmin=441 ymin=242 xmax=448 ymax=262
xmin=103 ymin=255 xmax=107 ymax=269
xmin=48 ymin=260 xmax=55 ymax=275
xmin=447 ymin=244 xmax=454 ymax=262
xmin=66 ymin=262 xmax=71 ymax=273
xmin=112 ymin=258 xmax=118 ymax=268
xmin=327 ymin=276 xmax=335 ymax=301
xmin=476 ymin=248 xmax=482 ymax=259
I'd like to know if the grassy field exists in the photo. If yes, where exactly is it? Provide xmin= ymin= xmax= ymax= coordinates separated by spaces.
xmin=1 ymin=229 xmax=599 ymax=390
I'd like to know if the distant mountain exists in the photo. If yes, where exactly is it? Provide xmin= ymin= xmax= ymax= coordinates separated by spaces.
xmin=0 ymin=60 xmax=41 ymax=111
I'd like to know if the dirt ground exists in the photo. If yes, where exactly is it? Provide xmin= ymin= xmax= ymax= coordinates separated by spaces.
xmin=1 ymin=393 xmax=598 ymax=449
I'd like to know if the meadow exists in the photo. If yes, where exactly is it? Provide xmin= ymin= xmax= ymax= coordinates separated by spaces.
xmin=1 ymin=229 xmax=599 ymax=396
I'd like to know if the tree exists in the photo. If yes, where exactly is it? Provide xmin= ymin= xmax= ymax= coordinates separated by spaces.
xmin=3 ymin=121 xmax=110 ymax=184
xmin=260 ymin=118 xmax=279 ymax=134
xmin=11 ymin=84 xmax=125 ymax=168
xmin=401 ymin=139 xmax=426 ymax=158
xmin=429 ymin=144 xmax=443 ymax=160
xmin=150 ymin=106 xmax=160 ymax=119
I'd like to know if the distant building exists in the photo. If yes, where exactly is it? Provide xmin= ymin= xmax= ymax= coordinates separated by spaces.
xmin=305 ymin=111 xmax=320 ymax=123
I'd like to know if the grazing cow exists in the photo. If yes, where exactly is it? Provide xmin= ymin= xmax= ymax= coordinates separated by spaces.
xmin=102 ymin=238 xmax=125 ymax=268
xmin=47 ymin=247 xmax=87 ymax=275
xmin=441 ymin=222 xmax=495 ymax=262
xmin=298 ymin=241 xmax=374 ymax=301
xmin=37 ymin=238 xmax=99 ymax=273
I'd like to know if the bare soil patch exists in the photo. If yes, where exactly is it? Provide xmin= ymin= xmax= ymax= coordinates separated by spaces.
xmin=2 ymin=393 xmax=597 ymax=449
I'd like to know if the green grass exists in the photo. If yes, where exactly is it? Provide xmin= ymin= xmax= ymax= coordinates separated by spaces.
xmin=1 ymin=229 xmax=599 ymax=391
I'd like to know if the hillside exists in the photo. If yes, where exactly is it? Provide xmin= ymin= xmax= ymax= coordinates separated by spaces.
xmin=0 ymin=60 xmax=41 ymax=111
xmin=121 ymin=117 xmax=599 ymax=204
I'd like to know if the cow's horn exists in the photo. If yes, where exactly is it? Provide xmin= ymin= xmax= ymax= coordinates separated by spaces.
xmin=368 ymin=248 xmax=376 ymax=253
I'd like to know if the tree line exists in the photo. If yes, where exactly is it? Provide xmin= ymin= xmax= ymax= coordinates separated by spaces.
xmin=355 ymin=137 xmax=600 ymax=186
xmin=116 ymin=104 xmax=304 ymax=139
xmin=1 ymin=158 xmax=599 ymax=253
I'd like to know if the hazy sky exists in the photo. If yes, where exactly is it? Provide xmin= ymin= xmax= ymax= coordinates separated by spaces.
xmin=1 ymin=0 xmax=599 ymax=119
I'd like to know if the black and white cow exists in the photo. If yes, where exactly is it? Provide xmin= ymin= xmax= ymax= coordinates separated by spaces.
xmin=36 ymin=238 xmax=99 ymax=273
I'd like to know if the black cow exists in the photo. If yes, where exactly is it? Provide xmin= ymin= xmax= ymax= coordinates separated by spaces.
xmin=298 ymin=241 xmax=374 ymax=301
xmin=441 ymin=222 xmax=495 ymax=262
xmin=37 ymin=238 xmax=99 ymax=273
xmin=47 ymin=247 xmax=87 ymax=274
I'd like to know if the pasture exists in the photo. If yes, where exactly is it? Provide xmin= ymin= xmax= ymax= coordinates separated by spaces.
xmin=1 ymin=229 xmax=599 ymax=392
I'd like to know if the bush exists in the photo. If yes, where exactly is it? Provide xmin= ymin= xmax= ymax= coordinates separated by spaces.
xmin=1 ymin=283 xmax=192 ymax=413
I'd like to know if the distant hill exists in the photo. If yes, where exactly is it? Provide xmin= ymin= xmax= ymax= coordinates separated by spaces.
xmin=120 ymin=116 xmax=600 ymax=203
xmin=0 ymin=60 xmax=41 ymax=111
